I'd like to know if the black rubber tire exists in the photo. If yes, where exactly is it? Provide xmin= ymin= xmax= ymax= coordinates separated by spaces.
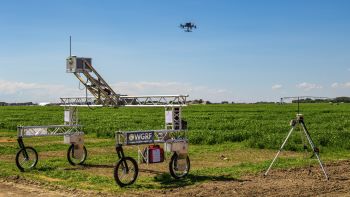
xmin=15 ymin=147 xmax=38 ymax=172
xmin=67 ymin=144 xmax=87 ymax=166
xmin=169 ymin=152 xmax=190 ymax=179
xmin=114 ymin=157 xmax=139 ymax=187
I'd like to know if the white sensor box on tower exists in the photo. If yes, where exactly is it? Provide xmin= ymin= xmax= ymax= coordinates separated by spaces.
xmin=66 ymin=56 xmax=92 ymax=73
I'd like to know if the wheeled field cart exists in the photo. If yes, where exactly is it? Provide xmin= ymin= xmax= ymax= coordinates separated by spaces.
xmin=114 ymin=129 xmax=190 ymax=186
xmin=15 ymin=105 xmax=88 ymax=171
xmin=64 ymin=55 xmax=191 ymax=186
xmin=15 ymin=124 xmax=87 ymax=171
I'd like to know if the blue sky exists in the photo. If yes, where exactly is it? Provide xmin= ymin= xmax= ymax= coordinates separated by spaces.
xmin=0 ymin=0 xmax=350 ymax=103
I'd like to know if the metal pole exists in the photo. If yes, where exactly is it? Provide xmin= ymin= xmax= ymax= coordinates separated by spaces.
xmin=137 ymin=146 xmax=141 ymax=164
xmin=264 ymin=126 xmax=295 ymax=176
xmin=69 ymin=36 xmax=71 ymax=57
xmin=297 ymin=97 xmax=300 ymax=114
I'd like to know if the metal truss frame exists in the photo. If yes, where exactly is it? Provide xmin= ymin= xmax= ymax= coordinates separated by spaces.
xmin=73 ymin=59 xmax=120 ymax=106
xmin=60 ymin=95 xmax=188 ymax=107
xmin=17 ymin=125 xmax=82 ymax=138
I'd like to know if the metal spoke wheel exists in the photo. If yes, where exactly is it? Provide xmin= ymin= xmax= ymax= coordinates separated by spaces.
xmin=67 ymin=144 xmax=87 ymax=165
xmin=15 ymin=147 xmax=38 ymax=172
xmin=169 ymin=152 xmax=190 ymax=179
xmin=114 ymin=157 xmax=138 ymax=187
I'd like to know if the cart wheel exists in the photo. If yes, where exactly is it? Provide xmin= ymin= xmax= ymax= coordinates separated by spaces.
xmin=67 ymin=144 xmax=87 ymax=166
xmin=169 ymin=152 xmax=190 ymax=179
xmin=114 ymin=157 xmax=138 ymax=187
xmin=15 ymin=147 xmax=38 ymax=172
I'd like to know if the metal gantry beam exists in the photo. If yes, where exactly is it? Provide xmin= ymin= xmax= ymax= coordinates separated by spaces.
xmin=17 ymin=125 xmax=82 ymax=138
xmin=119 ymin=95 xmax=188 ymax=107
xmin=60 ymin=97 xmax=102 ymax=107
xmin=61 ymin=95 xmax=188 ymax=107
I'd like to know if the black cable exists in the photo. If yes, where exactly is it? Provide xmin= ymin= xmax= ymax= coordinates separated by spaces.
xmin=86 ymin=85 xmax=95 ymax=111
xmin=78 ymin=74 xmax=88 ymax=90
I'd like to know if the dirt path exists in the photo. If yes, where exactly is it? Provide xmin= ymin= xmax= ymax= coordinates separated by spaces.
xmin=0 ymin=178 xmax=110 ymax=197
xmin=2 ymin=161 xmax=350 ymax=197
xmin=141 ymin=160 xmax=350 ymax=197
xmin=0 ymin=180 xmax=69 ymax=197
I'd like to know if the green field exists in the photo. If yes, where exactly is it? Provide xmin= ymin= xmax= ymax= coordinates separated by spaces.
xmin=1 ymin=103 xmax=350 ymax=150
xmin=1 ymin=104 xmax=350 ymax=194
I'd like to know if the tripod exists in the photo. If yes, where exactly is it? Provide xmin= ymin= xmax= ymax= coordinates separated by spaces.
xmin=264 ymin=114 xmax=329 ymax=180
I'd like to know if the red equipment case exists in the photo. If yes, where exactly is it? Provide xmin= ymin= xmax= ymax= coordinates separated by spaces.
xmin=148 ymin=145 xmax=164 ymax=163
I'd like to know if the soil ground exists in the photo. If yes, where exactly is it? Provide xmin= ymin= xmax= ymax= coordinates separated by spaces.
xmin=1 ymin=160 xmax=350 ymax=197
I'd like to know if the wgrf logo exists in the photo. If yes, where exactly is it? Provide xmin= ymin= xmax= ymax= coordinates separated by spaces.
xmin=128 ymin=133 xmax=135 ymax=141
xmin=126 ymin=131 xmax=154 ymax=145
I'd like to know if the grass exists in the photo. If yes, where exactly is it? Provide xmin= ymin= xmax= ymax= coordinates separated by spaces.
xmin=1 ymin=135 xmax=344 ymax=193
xmin=2 ymin=103 xmax=350 ymax=150
xmin=1 ymin=103 xmax=350 ymax=194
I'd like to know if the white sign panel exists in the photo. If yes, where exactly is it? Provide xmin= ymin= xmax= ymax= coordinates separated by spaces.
xmin=64 ymin=110 xmax=71 ymax=122
xmin=165 ymin=111 xmax=173 ymax=123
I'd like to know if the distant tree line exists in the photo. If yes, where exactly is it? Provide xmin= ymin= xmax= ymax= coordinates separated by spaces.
xmin=0 ymin=102 xmax=64 ymax=106
xmin=3 ymin=97 xmax=350 ymax=106
xmin=291 ymin=97 xmax=350 ymax=103
xmin=0 ymin=102 xmax=35 ymax=106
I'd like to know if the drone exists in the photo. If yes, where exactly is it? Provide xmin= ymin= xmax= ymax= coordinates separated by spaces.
xmin=179 ymin=22 xmax=197 ymax=32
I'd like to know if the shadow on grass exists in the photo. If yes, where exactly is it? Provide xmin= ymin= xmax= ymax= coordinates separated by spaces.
xmin=82 ymin=164 xmax=114 ymax=168
xmin=132 ymin=173 xmax=247 ymax=189
xmin=139 ymin=169 xmax=164 ymax=175
xmin=37 ymin=166 xmax=57 ymax=171
xmin=63 ymin=163 xmax=115 ymax=171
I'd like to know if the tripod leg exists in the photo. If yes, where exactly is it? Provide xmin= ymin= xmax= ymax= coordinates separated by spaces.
xmin=300 ymin=121 xmax=329 ymax=180
xmin=264 ymin=126 xmax=295 ymax=176
xmin=298 ymin=125 xmax=312 ymax=174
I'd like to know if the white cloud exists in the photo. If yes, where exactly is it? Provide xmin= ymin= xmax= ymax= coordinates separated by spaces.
xmin=331 ymin=82 xmax=350 ymax=89
xmin=0 ymin=79 xmax=77 ymax=102
xmin=0 ymin=80 xmax=40 ymax=94
xmin=331 ymin=82 xmax=341 ymax=88
xmin=296 ymin=82 xmax=323 ymax=91
xmin=0 ymin=80 xmax=235 ymax=103
xmin=271 ymin=84 xmax=282 ymax=90
xmin=112 ymin=81 xmax=192 ymax=95
xmin=112 ymin=81 xmax=233 ymax=102
xmin=331 ymin=82 xmax=339 ymax=88
xmin=217 ymin=89 xmax=229 ymax=93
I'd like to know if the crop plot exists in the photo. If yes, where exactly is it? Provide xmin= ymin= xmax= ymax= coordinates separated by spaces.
xmin=1 ymin=103 xmax=350 ymax=195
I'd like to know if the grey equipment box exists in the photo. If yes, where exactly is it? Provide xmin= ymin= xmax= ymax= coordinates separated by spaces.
xmin=64 ymin=133 xmax=84 ymax=145
xmin=64 ymin=133 xmax=85 ymax=159
xmin=165 ymin=139 xmax=188 ymax=154
xmin=66 ymin=56 xmax=92 ymax=73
